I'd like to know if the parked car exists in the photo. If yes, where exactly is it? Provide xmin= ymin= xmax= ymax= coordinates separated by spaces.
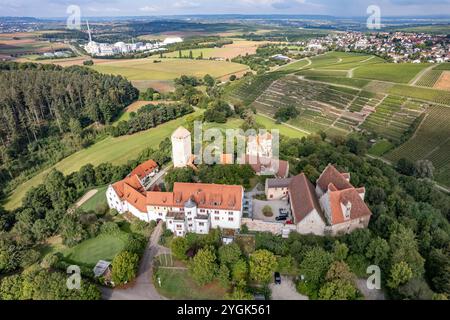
xmin=275 ymin=215 xmax=287 ymax=221
xmin=279 ymin=208 xmax=289 ymax=215
xmin=274 ymin=272 xmax=281 ymax=285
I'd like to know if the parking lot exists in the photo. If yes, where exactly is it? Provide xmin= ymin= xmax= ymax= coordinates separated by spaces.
xmin=270 ymin=276 xmax=308 ymax=300
xmin=252 ymin=199 xmax=291 ymax=223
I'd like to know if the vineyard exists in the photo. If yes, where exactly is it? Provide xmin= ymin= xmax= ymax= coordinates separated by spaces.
xmin=415 ymin=70 xmax=443 ymax=87
xmin=386 ymin=104 xmax=450 ymax=187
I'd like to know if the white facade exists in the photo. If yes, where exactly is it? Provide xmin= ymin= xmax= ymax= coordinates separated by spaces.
xmin=172 ymin=127 xmax=192 ymax=168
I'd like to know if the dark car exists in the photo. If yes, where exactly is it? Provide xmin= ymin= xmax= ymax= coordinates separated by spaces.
xmin=279 ymin=208 xmax=289 ymax=215
xmin=274 ymin=272 xmax=281 ymax=285
xmin=275 ymin=215 xmax=287 ymax=221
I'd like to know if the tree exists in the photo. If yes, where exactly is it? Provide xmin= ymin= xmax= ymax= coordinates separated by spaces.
xmin=111 ymin=251 xmax=140 ymax=286
xmin=229 ymin=75 xmax=237 ymax=81
xmin=171 ymin=237 xmax=189 ymax=261
xmin=217 ymin=264 xmax=231 ymax=288
xmin=232 ymin=259 xmax=248 ymax=282
xmin=333 ymin=242 xmax=349 ymax=261
xmin=388 ymin=261 xmax=413 ymax=289
xmin=299 ymin=247 xmax=333 ymax=290
xmin=319 ymin=280 xmax=358 ymax=300
xmin=262 ymin=205 xmax=273 ymax=217
xmin=397 ymin=158 xmax=415 ymax=176
xmin=218 ymin=243 xmax=241 ymax=266
xmin=326 ymin=261 xmax=356 ymax=285
xmin=203 ymin=74 xmax=215 ymax=87
xmin=415 ymin=160 xmax=435 ymax=179
xmin=189 ymin=246 xmax=218 ymax=286
xmin=274 ymin=105 xmax=299 ymax=122
xmin=225 ymin=287 xmax=254 ymax=300
xmin=389 ymin=226 xmax=425 ymax=278
xmin=249 ymin=249 xmax=277 ymax=284
xmin=366 ymin=237 xmax=390 ymax=266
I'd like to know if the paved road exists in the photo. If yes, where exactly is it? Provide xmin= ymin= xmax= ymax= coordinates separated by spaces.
xmin=101 ymin=222 xmax=166 ymax=300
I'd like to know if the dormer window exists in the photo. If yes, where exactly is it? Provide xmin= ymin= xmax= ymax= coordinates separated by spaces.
xmin=344 ymin=201 xmax=352 ymax=220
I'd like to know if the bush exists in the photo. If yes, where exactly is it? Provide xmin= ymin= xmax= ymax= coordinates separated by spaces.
xmin=100 ymin=222 xmax=121 ymax=235
xmin=262 ymin=206 xmax=273 ymax=217
xmin=111 ymin=251 xmax=140 ymax=286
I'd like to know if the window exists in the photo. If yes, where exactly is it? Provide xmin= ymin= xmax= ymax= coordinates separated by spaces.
xmin=199 ymin=222 xmax=205 ymax=227
xmin=215 ymin=210 xmax=219 ymax=214
xmin=158 ymin=213 xmax=162 ymax=216
xmin=168 ymin=221 xmax=172 ymax=224
xmin=270 ymin=195 xmax=273 ymax=199
xmin=189 ymin=224 xmax=193 ymax=227
xmin=176 ymin=225 xmax=183 ymax=230
xmin=215 ymin=217 xmax=220 ymax=221
xmin=228 ymin=212 xmax=234 ymax=215
xmin=188 ymin=218 xmax=192 ymax=221
xmin=200 ymin=209 xmax=205 ymax=213
xmin=228 ymin=217 xmax=234 ymax=222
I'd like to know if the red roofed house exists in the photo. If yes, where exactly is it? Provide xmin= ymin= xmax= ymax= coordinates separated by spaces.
xmin=266 ymin=164 xmax=372 ymax=236
xmin=107 ymin=160 xmax=244 ymax=237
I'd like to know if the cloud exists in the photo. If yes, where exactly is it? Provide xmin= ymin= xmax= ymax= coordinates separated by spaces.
xmin=139 ymin=5 xmax=159 ymax=12
xmin=173 ymin=1 xmax=201 ymax=9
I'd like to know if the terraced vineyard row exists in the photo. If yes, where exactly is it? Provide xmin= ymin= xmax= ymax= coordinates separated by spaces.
xmin=416 ymin=70 xmax=443 ymax=87
xmin=360 ymin=96 xmax=426 ymax=143
xmin=224 ymin=72 xmax=283 ymax=106
xmin=385 ymin=104 xmax=450 ymax=186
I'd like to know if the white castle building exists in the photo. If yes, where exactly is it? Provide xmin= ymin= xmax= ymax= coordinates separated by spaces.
xmin=171 ymin=126 xmax=193 ymax=168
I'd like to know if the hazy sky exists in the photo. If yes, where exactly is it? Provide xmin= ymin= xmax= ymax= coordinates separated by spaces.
xmin=1 ymin=0 xmax=450 ymax=17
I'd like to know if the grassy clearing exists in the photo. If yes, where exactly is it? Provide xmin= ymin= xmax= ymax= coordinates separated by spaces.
xmin=254 ymin=114 xmax=309 ymax=138
xmin=4 ymin=110 xmax=203 ymax=210
xmin=155 ymin=268 xmax=227 ymax=300
xmin=91 ymin=58 xmax=249 ymax=81
xmin=369 ymin=140 xmax=394 ymax=156
xmin=79 ymin=185 xmax=109 ymax=212
xmin=277 ymin=59 xmax=309 ymax=72
xmin=353 ymin=63 xmax=430 ymax=83
xmin=62 ymin=233 xmax=129 ymax=267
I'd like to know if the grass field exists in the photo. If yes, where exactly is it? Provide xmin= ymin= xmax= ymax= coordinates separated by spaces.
xmin=368 ymin=140 xmax=395 ymax=156
xmin=254 ymin=114 xmax=309 ymax=138
xmin=155 ymin=268 xmax=227 ymax=300
xmin=63 ymin=232 xmax=128 ymax=267
xmin=4 ymin=110 xmax=203 ymax=210
xmin=79 ymin=186 xmax=109 ymax=212
xmin=353 ymin=63 xmax=430 ymax=84
xmin=91 ymin=58 xmax=249 ymax=81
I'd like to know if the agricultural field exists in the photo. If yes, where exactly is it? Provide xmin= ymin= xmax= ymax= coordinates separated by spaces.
xmin=386 ymin=104 xmax=450 ymax=187
xmin=164 ymin=40 xmax=267 ymax=60
xmin=352 ymin=62 xmax=430 ymax=83
xmin=90 ymin=58 xmax=249 ymax=81
xmin=415 ymin=69 xmax=443 ymax=88
xmin=389 ymin=84 xmax=450 ymax=105
xmin=0 ymin=32 xmax=70 ymax=57
xmin=434 ymin=71 xmax=450 ymax=91
xmin=4 ymin=110 xmax=203 ymax=210
xmin=369 ymin=140 xmax=395 ymax=156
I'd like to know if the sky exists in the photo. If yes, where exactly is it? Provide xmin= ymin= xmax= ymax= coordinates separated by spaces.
xmin=1 ymin=0 xmax=450 ymax=18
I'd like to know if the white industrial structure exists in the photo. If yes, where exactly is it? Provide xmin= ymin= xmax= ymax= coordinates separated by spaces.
xmin=83 ymin=21 xmax=182 ymax=57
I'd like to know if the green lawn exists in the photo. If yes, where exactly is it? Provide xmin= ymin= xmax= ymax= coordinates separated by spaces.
xmin=255 ymin=114 xmax=309 ymax=138
xmin=353 ymin=63 xmax=430 ymax=84
xmin=91 ymin=58 xmax=249 ymax=81
xmin=62 ymin=233 xmax=128 ymax=267
xmin=79 ymin=186 xmax=109 ymax=212
xmin=5 ymin=111 xmax=203 ymax=210
xmin=369 ymin=140 xmax=394 ymax=156
xmin=155 ymin=268 xmax=227 ymax=300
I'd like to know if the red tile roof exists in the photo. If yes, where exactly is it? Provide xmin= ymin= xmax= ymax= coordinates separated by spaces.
xmin=317 ymin=164 xmax=353 ymax=192
xmin=129 ymin=159 xmax=158 ymax=180
xmin=329 ymin=188 xmax=372 ymax=225
xmin=241 ymin=155 xmax=289 ymax=178
xmin=289 ymin=173 xmax=325 ymax=224
xmin=123 ymin=183 xmax=147 ymax=212
xmin=112 ymin=175 xmax=144 ymax=199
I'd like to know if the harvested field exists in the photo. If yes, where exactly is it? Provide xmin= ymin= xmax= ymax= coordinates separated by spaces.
xmin=434 ymin=71 xmax=450 ymax=91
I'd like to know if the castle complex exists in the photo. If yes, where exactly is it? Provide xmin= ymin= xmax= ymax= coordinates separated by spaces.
xmin=106 ymin=126 xmax=371 ymax=237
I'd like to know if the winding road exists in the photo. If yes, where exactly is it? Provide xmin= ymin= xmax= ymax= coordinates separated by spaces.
xmin=101 ymin=222 xmax=166 ymax=300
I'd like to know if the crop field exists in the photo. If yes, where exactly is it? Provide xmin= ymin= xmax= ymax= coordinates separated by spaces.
xmin=91 ymin=58 xmax=249 ymax=81
xmin=164 ymin=40 xmax=266 ymax=60
xmin=386 ymin=104 xmax=450 ymax=187
xmin=304 ymin=76 xmax=371 ymax=88
xmin=277 ymin=59 xmax=310 ymax=72
xmin=416 ymin=69 xmax=443 ymax=88
xmin=389 ymin=84 xmax=450 ymax=105
xmin=434 ymin=64 xmax=450 ymax=71
xmin=434 ymin=71 xmax=450 ymax=91
xmin=353 ymin=63 xmax=430 ymax=83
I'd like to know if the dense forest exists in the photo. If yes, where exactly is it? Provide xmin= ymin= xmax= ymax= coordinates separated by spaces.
xmin=0 ymin=62 xmax=138 ymax=195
